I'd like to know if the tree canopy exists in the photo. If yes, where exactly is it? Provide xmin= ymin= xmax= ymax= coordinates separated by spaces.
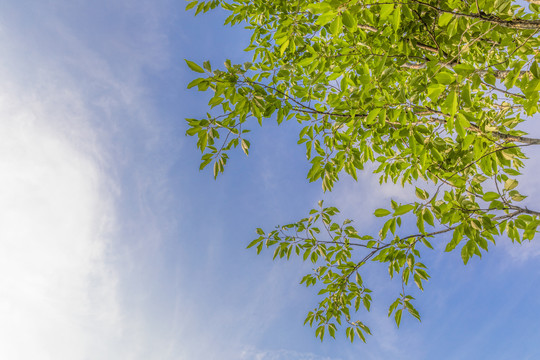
xmin=185 ymin=0 xmax=540 ymax=342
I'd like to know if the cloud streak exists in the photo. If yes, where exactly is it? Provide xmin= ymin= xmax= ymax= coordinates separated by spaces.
xmin=0 ymin=91 xmax=119 ymax=358
xmin=0 ymin=1 xmax=176 ymax=358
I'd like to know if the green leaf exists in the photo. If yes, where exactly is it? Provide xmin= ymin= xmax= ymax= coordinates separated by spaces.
xmin=461 ymin=240 xmax=477 ymax=265
xmin=374 ymin=208 xmax=391 ymax=217
xmin=391 ymin=5 xmax=401 ymax=32
xmin=453 ymin=64 xmax=475 ymax=77
xmin=298 ymin=56 xmax=316 ymax=67
xmin=185 ymin=1 xmax=198 ymax=10
xmin=423 ymin=209 xmax=434 ymax=226
xmin=280 ymin=39 xmax=290 ymax=56
xmin=435 ymin=72 xmax=455 ymax=85
xmin=366 ymin=108 xmax=381 ymax=124
xmin=328 ymin=323 xmax=336 ymax=338
xmin=438 ymin=12 xmax=453 ymax=27
xmin=531 ymin=61 xmax=540 ymax=79
xmin=341 ymin=10 xmax=357 ymax=30
xmin=427 ymin=83 xmax=445 ymax=101
xmin=316 ymin=11 xmax=336 ymax=26
xmin=394 ymin=309 xmax=403 ymax=327
xmin=510 ymin=191 xmax=527 ymax=201
xmin=247 ymin=237 xmax=261 ymax=248
xmin=356 ymin=327 xmax=367 ymax=342
xmin=185 ymin=59 xmax=205 ymax=73
xmin=415 ymin=188 xmax=429 ymax=200
xmin=187 ymin=78 xmax=203 ymax=89
xmin=241 ymin=139 xmax=250 ymax=155
xmin=456 ymin=113 xmax=470 ymax=137
xmin=461 ymin=84 xmax=472 ymax=107
xmin=444 ymin=90 xmax=458 ymax=116
xmin=445 ymin=226 xmax=463 ymax=252
xmin=329 ymin=16 xmax=342 ymax=36
xmin=394 ymin=204 xmax=414 ymax=216
xmin=380 ymin=3 xmax=394 ymax=20
xmin=483 ymin=192 xmax=500 ymax=201
xmin=306 ymin=2 xmax=332 ymax=14
xmin=315 ymin=325 xmax=325 ymax=341
xmin=504 ymin=179 xmax=518 ymax=190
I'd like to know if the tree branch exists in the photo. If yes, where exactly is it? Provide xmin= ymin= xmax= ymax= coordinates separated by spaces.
xmin=418 ymin=107 xmax=540 ymax=145
xmin=410 ymin=0 xmax=540 ymax=30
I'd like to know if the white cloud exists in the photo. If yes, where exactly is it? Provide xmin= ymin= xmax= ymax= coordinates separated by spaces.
xmin=497 ymin=236 xmax=540 ymax=263
xmin=0 ymin=1 xmax=177 ymax=358
xmin=0 ymin=96 xmax=119 ymax=358
xmin=328 ymin=163 xmax=422 ymax=229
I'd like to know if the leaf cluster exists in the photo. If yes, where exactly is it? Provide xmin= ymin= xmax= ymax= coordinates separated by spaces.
xmin=186 ymin=0 xmax=540 ymax=341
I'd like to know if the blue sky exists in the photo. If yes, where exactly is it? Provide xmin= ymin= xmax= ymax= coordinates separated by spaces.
xmin=2 ymin=1 xmax=540 ymax=359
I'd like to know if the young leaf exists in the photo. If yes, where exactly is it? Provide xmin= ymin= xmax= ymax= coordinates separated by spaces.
xmin=185 ymin=59 xmax=205 ymax=73
xmin=374 ymin=208 xmax=391 ymax=217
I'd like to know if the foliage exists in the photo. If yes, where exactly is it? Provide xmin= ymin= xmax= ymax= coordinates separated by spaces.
xmin=185 ymin=0 xmax=540 ymax=342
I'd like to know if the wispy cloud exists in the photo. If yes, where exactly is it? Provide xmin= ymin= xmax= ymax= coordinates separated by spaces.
xmin=497 ymin=236 xmax=540 ymax=263
xmin=0 ymin=1 xmax=177 ymax=358
xmin=328 ymin=163 xmax=421 ymax=229
xmin=0 ymin=91 xmax=119 ymax=358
